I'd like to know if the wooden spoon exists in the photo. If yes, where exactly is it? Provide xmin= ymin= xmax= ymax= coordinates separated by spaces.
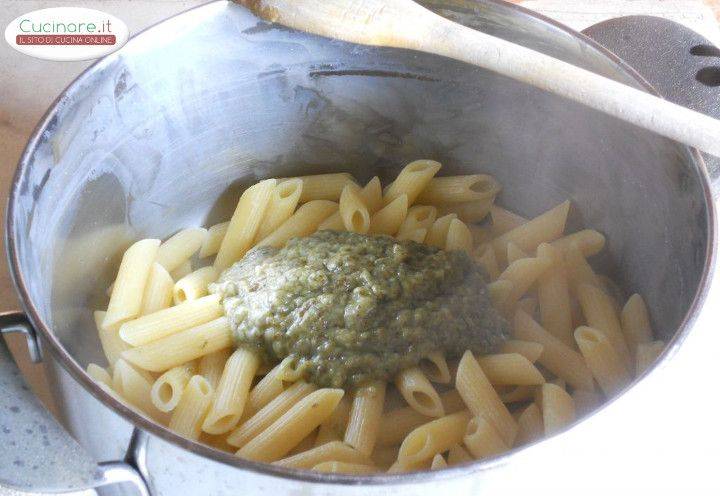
xmin=237 ymin=0 xmax=720 ymax=158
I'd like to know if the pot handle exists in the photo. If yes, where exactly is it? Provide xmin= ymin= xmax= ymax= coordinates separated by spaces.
xmin=0 ymin=311 xmax=149 ymax=495
xmin=582 ymin=15 xmax=720 ymax=194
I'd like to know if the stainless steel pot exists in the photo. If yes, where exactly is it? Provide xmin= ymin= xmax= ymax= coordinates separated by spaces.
xmin=3 ymin=1 xmax=720 ymax=494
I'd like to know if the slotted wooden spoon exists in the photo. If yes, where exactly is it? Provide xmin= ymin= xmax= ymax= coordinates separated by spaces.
xmin=237 ymin=0 xmax=720 ymax=157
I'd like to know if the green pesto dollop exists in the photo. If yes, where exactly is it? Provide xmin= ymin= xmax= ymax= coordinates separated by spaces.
xmin=209 ymin=230 xmax=507 ymax=388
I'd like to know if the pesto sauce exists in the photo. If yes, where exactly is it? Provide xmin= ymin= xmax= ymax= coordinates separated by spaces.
xmin=210 ymin=230 xmax=507 ymax=388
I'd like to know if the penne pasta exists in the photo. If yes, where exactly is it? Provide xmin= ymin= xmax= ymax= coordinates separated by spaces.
xmin=575 ymin=326 xmax=631 ymax=396
xmin=257 ymin=200 xmax=338 ymax=248
xmin=463 ymin=415 xmax=508 ymax=459
xmin=358 ymin=176 xmax=383 ymax=213
xmin=198 ymin=348 xmax=232 ymax=389
xmin=477 ymin=353 xmax=545 ymax=386
xmin=227 ymin=381 xmax=317 ymax=448
xmin=416 ymin=174 xmax=500 ymax=204
xmin=437 ymin=198 xmax=494 ymax=224
xmin=397 ymin=410 xmax=472 ymax=468
xmin=635 ymin=340 xmax=665 ymax=375
xmin=112 ymin=359 xmax=164 ymax=421
xmin=425 ymin=213 xmax=457 ymax=249
xmin=564 ymin=243 xmax=602 ymax=290
xmin=103 ymin=239 xmax=160 ymax=329
xmin=516 ymin=297 xmax=537 ymax=317
xmin=121 ymin=317 xmax=233 ymax=372
xmin=156 ymin=228 xmax=207 ymax=273
xmin=94 ymin=310 xmax=129 ymax=368
xmin=312 ymin=461 xmax=377 ymax=474
xmin=576 ymin=283 xmax=632 ymax=369
xmin=474 ymin=244 xmax=501 ymax=281
xmin=497 ymin=251 xmax=552 ymax=311
xmin=515 ymin=403 xmax=543 ymax=446
xmin=538 ymin=245 xmax=574 ymax=347
xmin=469 ymin=224 xmax=491 ymax=246
xmin=214 ymin=179 xmax=276 ymax=270
xmin=315 ymin=396 xmax=351 ymax=447
xmin=254 ymin=178 xmax=304 ymax=241
xmin=248 ymin=361 xmax=294 ymax=414
xmin=395 ymin=367 xmax=444 ymax=418
xmin=344 ymin=381 xmax=386 ymax=456
xmin=236 ymin=388 xmax=344 ymax=462
xmin=491 ymin=201 xmax=570 ymax=264
xmin=274 ymin=440 xmax=373 ymax=469
xmin=169 ymin=375 xmax=214 ymax=440
xmin=384 ymin=160 xmax=442 ymax=206
xmin=339 ymin=183 xmax=371 ymax=233
xmin=551 ymin=229 xmax=605 ymax=257
xmin=513 ymin=310 xmax=594 ymax=390
xmin=369 ymin=194 xmax=408 ymax=235
xmin=430 ymin=453 xmax=448 ymax=470
xmin=419 ymin=352 xmax=451 ymax=384
xmin=202 ymin=348 xmax=260 ymax=434
xmin=397 ymin=205 xmax=437 ymax=238
xmin=119 ymin=294 xmax=223 ymax=346
xmin=499 ymin=385 xmax=534 ymax=404
xmin=86 ymin=363 xmax=112 ymax=387
xmin=445 ymin=218 xmax=473 ymax=255
xmin=621 ymin=294 xmax=653 ymax=356
xmin=572 ymin=389 xmax=601 ymax=417
xmin=284 ymin=173 xmax=356 ymax=202
xmin=500 ymin=340 xmax=544 ymax=363
xmin=490 ymin=205 xmax=527 ymax=236
xmin=173 ymin=266 xmax=218 ymax=305
xmin=139 ymin=263 xmax=174 ymax=316
xmin=170 ymin=260 xmax=192 ymax=281
xmin=447 ymin=444 xmax=473 ymax=466
xmin=506 ymin=242 xmax=528 ymax=264
xmin=199 ymin=221 xmax=229 ymax=259
xmin=455 ymin=351 xmax=517 ymax=446
xmin=316 ymin=211 xmax=345 ymax=231
xmin=540 ymin=383 xmax=575 ymax=435
xmin=151 ymin=362 xmax=196 ymax=412
xmin=397 ymin=228 xmax=427 ymax=243
xmin=487 ymin=280 xmax=514 ymax=311
xmin=370 ymin=445 xmax=400 ymax=471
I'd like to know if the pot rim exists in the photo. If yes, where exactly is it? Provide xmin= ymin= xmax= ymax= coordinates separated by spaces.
xmin=5 ymin=0 xmax=716 ymax=486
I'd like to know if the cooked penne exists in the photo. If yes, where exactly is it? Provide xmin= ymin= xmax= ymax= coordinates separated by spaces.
xmin=506 ymin=242 xmax=528 ymax=264
xmin=397 ymin=410 xmax=471 ymax=468
xmin=344 ymin=381 xmax=386 ymax=456
xmin=477 ymin=353 xmax=545 ymax=386
xmin=376 ymin=390 xmax=465 ymax=447
xmin=499 ymin=385 xmax=534 ymax=404
xmin=173 ymin=266 xmax=218 ymax=305
xmin=170 ymin=260 xmax=192 ymax=280
xmin=621 ymin=294 xmax=653 ymax=356
xmin=151 ymin=362 xmax=196 ymax=412
xmin=384 ymin=160 xmax=441 ymax=206
xmin=236 ymin=388 xmax=344 ymax=462
xmin=538 ymin=246 xmax=574 ymax=347
xmin=312 ymin=461 xmax=377 ymax=474
xmin=513 ymin=310 xmax=594 ymax=390
xmin=339 ymin=183 xmax=371 ymax=233
xmin=315 ymin=396 xmax=351 ymax=447
xmin=425 ymin=213 xmax=458 ymax=249
xmin=397 ymin=205 xmax=437 ymax=238
xmin=257 ymin=200 xmax=338 ymax=248
xmin=515 ymin=403 xmax=543 ymax=446
xmin=94 ymin=310 xmax=129 ymax=368
xmin=103 ymin=239 xmax=160 ymax=329
xmin=564 ymin=243 xmax=602 ymax=289
xmin=469 ymin=224 xmax=491 ymax=246
xmin=86 ymin=363 xmax=112 ymax=387
xmin=572 ymin=389 xmax=601 ymax=417
xmin=274 ymin=440 xmax=372 ymax=469
xmin=169 ymin=375 xmax=214 ymax=440
xmin=255 ymin=178 xmax=304 ymax=241
xmin=490 ymin=205 xmax=527 ymax=236
xmin=540 ymin=383 xmax=575 ymax=435
xmin=287 ymin=431 xmax=318 ymax=456
xmin=227 ymin=381 xmax=317 ymax=447
xmin=497 ymin=252 xmax=552 ymax=311
xmin=121 ymin=317 xmax=233 ymax=372
xmin=358 ymin=176 xmax=383 ymax=213
xmin=214 ymin=179 xmax=276 ymax=270
xmin=430 ymin=454 xmax=448 ymax=470
xmin=463 ymin=415 xmax=508 ymax=459
xmin=112 ymin=359 xmax=163 ymax=420
xmin=455 ymin=351 xmax=517 ymax=446
xmin=139 ymin=263 xmax=174 ymax=315
xmin=156 ymin=228 xmax=207 ymax=273
xmin=574 ymin=326 xmax=631 ymax=396
xmin=369 ymin=194 xmax=408 ymax=235
xmin=119 ymin=294 xmax=223 ymax=346
xmin=371 ymin=445 xmax=400 ymax=470
xmin=437 ymin=198 xmax=494 ymax=224
xmin=395 ymin=367 xmax=444 ymax=418
xmin=516 ymin=297 xmax=537 ymax=317
xmin=198 ymin=348 xmax=231 ymax=389
xmin=447 ymin=444 xmax=473 ymax=465
xmin=202 ymin=348 xmax=260 ymax=434
xmin=416 ymin=174 xmax=499 ymax=204
xmin=499 ymin=340 xmax=544 ymax=363
xmin=635 ymin=340 xmax=665 ymax=375
xmin=419 ymin=352 xmax=451 ymax=384
xmin=199 ymin=221 xmax=229 ymax=259
xmin=397 ymin=228 xmax=427 ymax=243
xmin=551 ymin=229 xmax=605 ymax=257
xmin=316 ymin=211 xmax=344 ymax=231
xmin=285 ymin=173 xmax=356 ymax=202
xmin=474 ymin=244 xmax=501 ymax=280
xmin=491 ymin=201 xmax=570 ymax=264
xmin=576 ymin=283 xmax=632 ymax=369
xmin=445 ymin=218 xmax=473 ymax=254
xmin=487 ymin=280 xmax=514 ymax=311
xmin=248 ymin=361 xmax=294 ymax=413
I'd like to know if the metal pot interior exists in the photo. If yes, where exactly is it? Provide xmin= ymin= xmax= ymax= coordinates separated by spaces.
xmin=7 ymin=0 xmax=712 ymax=475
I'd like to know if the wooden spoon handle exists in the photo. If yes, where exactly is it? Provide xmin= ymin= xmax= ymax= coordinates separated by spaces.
xmin=239 ymin=0 xmax=720 ymax=157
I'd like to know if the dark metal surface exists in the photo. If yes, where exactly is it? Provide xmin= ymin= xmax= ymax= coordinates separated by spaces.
xmin=2 ymin=0 xmax=717 ymax=493
xmin=583 ymin=15 xmax=720 ymax=190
